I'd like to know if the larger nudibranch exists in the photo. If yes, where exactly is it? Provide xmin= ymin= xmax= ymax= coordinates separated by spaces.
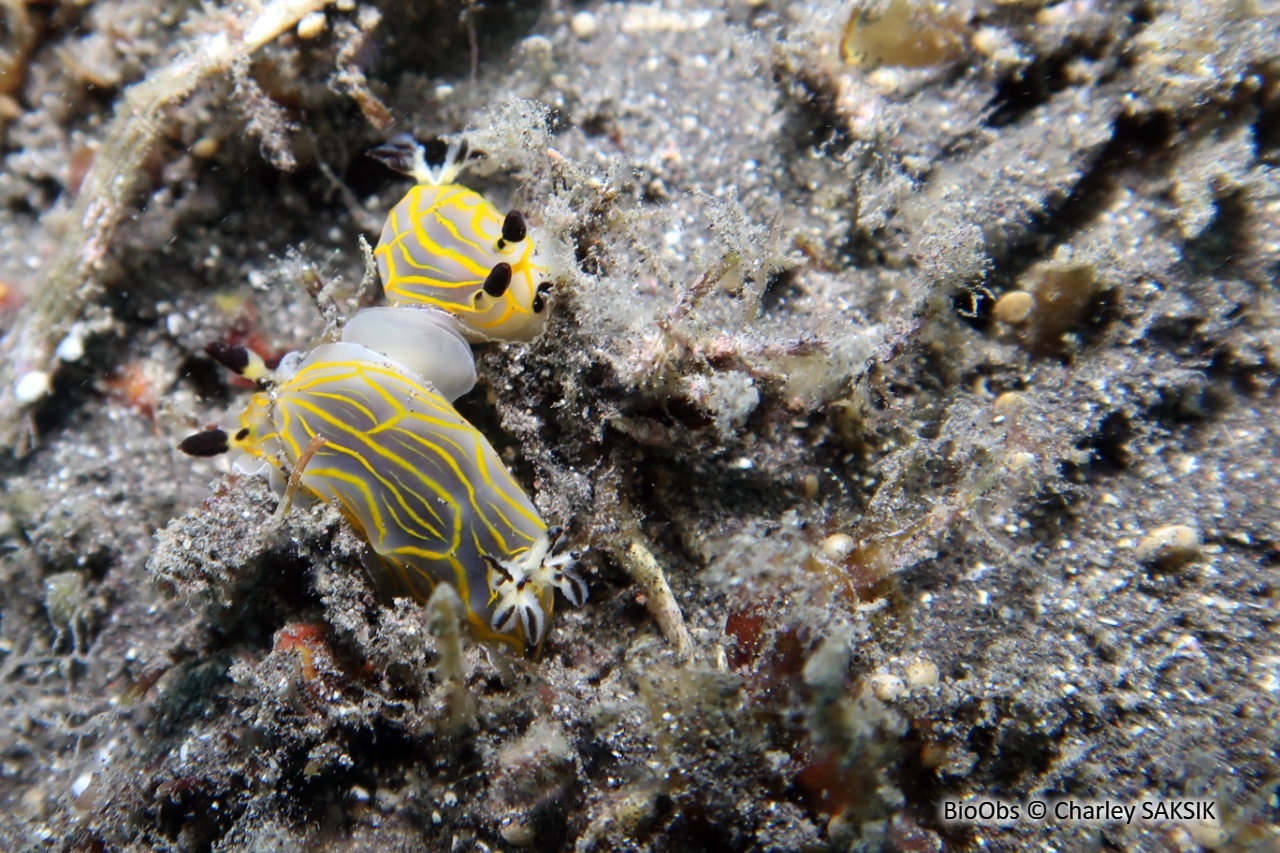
xmin=370 ymin=136 xmax=558 ymax=342
xmin=180 ymin=306 xmax=586 ymax=652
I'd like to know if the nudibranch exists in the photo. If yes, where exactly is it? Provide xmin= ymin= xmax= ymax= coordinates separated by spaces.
xmin=180 ymin=306 xmax=586 ymax=651
xmin=370 ymin=135 xmax=559 ymax=342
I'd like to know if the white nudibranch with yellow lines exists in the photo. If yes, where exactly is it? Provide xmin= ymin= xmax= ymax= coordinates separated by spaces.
xmin=180 ymin=306 xmax=586 ymax=652
xmin=369 ymin=136 xmax=560 ymax=342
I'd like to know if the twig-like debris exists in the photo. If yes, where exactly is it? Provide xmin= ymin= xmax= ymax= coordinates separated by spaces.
xmin=231 ymin=58 xmax=299 ymax=171
xmin=330 ymin=9 xmax=393 ymax=131
xmin=315 ymin=156 xmax=381 ymax=236
xmin=355 ymin=235 xmax=383 ymax=309
xmin=272 ymin=434 xmax=326 ymax=525
xmin=461 ymin=0 xmax=480 ymax=83
xmin=664 ymin=257 xmax=732 ymax=326
xmin=0 ymin=0 xmax=339 ymax=455
xmin=425 ymin=584 xmax=476 ymax=733
xmin=619 ymin=536 xmax=693 ymax=661
xmin=294 ymin=252 xmax=346 ymax=333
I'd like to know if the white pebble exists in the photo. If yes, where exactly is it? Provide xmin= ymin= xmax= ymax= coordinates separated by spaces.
xmin=500 ymin=817 xmax=536 ymax=846
xmin=994 ymin=290 xmax=1034 ymax=324
xmin=70 ymin=772 xmax=94 ymax=799
xmin=821 ymin=533 xmax=855 ymax=562
xmin=869 ymin=674 xmax=906 ymax=702
xmin=55 ymin=325 xmax=86 ymax=362
xmin=190 ymin=136 xmax=219 ymax=159
xmin=296 ymin=11 xmax=327 ymax=39
xmin=905 ymin=658 xmax=940 ymax=689
xmin=1134 ymin=524 xmax=1202 ymax=566
xmin=15 ymin=370 xmax=50 ymax=404
xmin=570 ymin=11 xmax=598 ymax=39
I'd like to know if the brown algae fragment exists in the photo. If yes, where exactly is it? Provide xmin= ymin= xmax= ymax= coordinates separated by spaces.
xmin=841 ymin=0 xmax=968 ymax=69
xmin=1018 ymin=259 xmax=1102 ymax=354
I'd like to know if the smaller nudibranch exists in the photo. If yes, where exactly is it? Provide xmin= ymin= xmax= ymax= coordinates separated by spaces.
xmin=369 ymin=135 xmax=559 ymax=342
xmin=180 ymin=306 xmax=586 ymax=652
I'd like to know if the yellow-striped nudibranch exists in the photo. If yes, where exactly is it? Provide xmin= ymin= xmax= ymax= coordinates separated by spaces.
xmin=180 ymin=306 xmax=586 ymax=652
xmin=370 ymin=136 xmax=558 ymax=342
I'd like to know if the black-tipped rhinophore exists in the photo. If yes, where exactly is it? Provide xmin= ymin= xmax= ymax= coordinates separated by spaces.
xmin=179 ymin=429 xmax=230 ymax=457
xmin=204 ymin=342 xmax=251 ymax=375
xmin=501 ymin=210 xmax=527 ymax=245
xmin=547 ymin=526 xmax=568 ymax=555
xmin=482 ymin=554 xmax=512 ymax=584
xmin=532 ymin=282 xmax=553 ymax=314
xmin=557 ymin=566 xmax=589 ymax=608
xmin=483 ymin=263 xmax=513 ymax=298
xmin=367 ymin=134 xmax=424 ymax=176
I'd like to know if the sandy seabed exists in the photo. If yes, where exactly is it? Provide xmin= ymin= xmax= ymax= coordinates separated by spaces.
xmin=0 ymin=1 xmax=1277 ymax=851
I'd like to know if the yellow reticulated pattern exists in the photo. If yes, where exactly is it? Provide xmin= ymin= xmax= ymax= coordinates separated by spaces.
xmin=232 ymin=341 xmax=570 ymax=650
xmin=224 ymin=337 xmax=584 ymax=651
xmin=375 ymin=184 xmax=553 ymax=342
xmin=184 ymin=138 xmax=585 ymax=653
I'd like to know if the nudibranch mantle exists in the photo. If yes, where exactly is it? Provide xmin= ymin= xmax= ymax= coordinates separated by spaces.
xmin=182 ymin=306 xmax=585 ymax=652
xmin=370 ymin=136 xmax=559 ymax=343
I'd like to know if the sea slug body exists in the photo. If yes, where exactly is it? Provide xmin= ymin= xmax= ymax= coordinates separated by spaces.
xmin=369 ymin=135 xmax=558 ymax=342
xmin=181 ymin=306 xmax=585 ymax=651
